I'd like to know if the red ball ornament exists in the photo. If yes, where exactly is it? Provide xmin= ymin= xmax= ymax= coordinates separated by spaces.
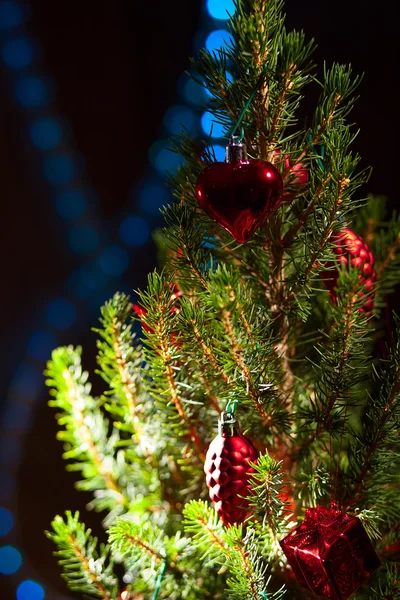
xmin=204 ymin=412 xmax=258 ymax=525
xmin=322 ymin=228 xmax=376 ymax=314
xmin=280 ymin=506 xmax=380 ymax=600
xmin=195 ymin=139 xmax=283 ymax=244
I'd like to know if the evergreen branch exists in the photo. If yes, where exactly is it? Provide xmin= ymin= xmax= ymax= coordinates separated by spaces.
xmin=247 ymin=451 xmax=289 ymax=533
xmin=46 ymin=511 xmax=119 ymax=599
xmin=46 ymin=346 xmax=129 ymax=511
xmin=138 ymin=272 xmax=206 ymax=461
xmin=377 ymin=231 xmax=400 ymax=281
xmin=346 ymin=328 xmax=400 ymax=510
xmin=222 ymin=307 xmax=273 ymax=426
xmin=108 ymin=518 xmax=184 ymax=575
xmin=95 ymin=293 xmax=145 ymax=440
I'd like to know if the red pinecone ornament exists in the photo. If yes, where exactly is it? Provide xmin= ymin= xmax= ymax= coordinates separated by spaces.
xmin=204 ymin=413 xmax=258 ymax=525
xmin=196 ymin=139 xmax=283 ymax=244
xmin=322 ymin=228 xmax=376 ymax=313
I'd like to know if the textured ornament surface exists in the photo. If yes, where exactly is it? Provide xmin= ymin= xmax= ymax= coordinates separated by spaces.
xmin=322 ymin=228 xmax=376 ymax=313
xmin=204 ymin=431 xmax=258 ymax=525
xmin=196 ymin=159 xmax=283 ymax=244
xmin=280 ymin=506 xmax=380 ymax=600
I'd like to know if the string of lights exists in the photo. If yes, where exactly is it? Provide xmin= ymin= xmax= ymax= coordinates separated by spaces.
xmin=0 ymin=0 xmax=235 ymax=597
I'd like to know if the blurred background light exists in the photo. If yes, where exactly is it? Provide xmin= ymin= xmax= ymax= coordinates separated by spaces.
xmin=45 ymin=298 xmax=77 ymax=330
xmin=137 ymin=181 xmax=170 ymax=216
xmin=180 ymin=76 xmax=207 ymax=106
xmin=14 ymin=75 xmax=50 ymax=107
xmin=0 ymin=1 xmax=23 ymax=31
xmin=206 ymin=0 xmax=235 ymax=20
xmin=1 ymin=37 xmax=33 ymax=70
xmin=205 ymin=29 xmax=233 ymax=52
xmin=9 ymin=364 xmax=42 ymax=400
xmin=201 ymin=111 xmax=225 ymax=137
xmin=98 ymin=246 xmax=129 ymax=276
xmin=2 ymin=403 xmax=31 ymax=434
xmin=30 ymin=117 xmax=62 ymax=150
xmin=27 ymin=331 xmax=58 ymax=362
xmin=148 ymin=140 xmax=184 ymax=174
xmin=16 ymin=580 xmax=45 ymax=600
xmin=163 ymin=104 xmax=197 ymax=134
xmin=0 ymin=545 xmax=22 ymax=575
xmin=120 ymin=215 xmax=149 ymax=247
xmin=209 ymin=144 xmax=225 ymax=161
xmin=0 ymin=472 xmax=16 ymax=503
xmin=55 ymin=188 xmax=86 ymax=220
xmin=43 ymin=154 xmax=75 ymax=185
xmin=68 ymin=223 xmax=99 ymax=255
xmin=0 ymin=508 xmax=13 ymax=536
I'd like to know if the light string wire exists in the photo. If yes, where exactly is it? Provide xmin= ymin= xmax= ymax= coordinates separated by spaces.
xmin=229 ymin=63 xmax=268 ymax=141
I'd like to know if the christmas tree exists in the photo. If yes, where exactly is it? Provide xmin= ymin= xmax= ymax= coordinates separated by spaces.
xmin=44 ymin=1 xmax=400 ymax=598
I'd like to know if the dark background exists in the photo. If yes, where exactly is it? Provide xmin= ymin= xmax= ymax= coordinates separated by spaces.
xmin=0 ymin=0 xmax=397 ymax=598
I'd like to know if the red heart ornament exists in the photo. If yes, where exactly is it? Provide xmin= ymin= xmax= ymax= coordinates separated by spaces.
xmin=195 ymin=142 xmax=283 ymax=244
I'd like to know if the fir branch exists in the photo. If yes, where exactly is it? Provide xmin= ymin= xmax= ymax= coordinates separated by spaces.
xmin=46 ymin=511 xmax=119 ymax=599
xmin=46 ymin=346 xmax=129 ymax=511
xmin=95 ymin=293 xmax=145 ymax=440
xmin=247 ymin=451 xmax=289 ymax=533
xmin=138 ymin=272 xmax=206 ymax=461
xmin=346 ymin=326 xmax=400 ymax=511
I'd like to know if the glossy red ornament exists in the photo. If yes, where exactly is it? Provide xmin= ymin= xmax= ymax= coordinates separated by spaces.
xmin=195 ymin=139 xmax=283 ymax=244
xmin=322 ymin=228 xmax=376 ymax=314
xmin=204 ymin=413 xmax=258 ymax=525
xmin=280 ymin=506 xmax=380 ymax=600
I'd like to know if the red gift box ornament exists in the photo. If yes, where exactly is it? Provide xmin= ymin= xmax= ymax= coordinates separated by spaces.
xmin=280 ymin=506 xmax=380 ymax=599
xmin=204 ymin=412 xmax=258 ymax=526
xmin=195 ymin=138 xmax=283 ymax=244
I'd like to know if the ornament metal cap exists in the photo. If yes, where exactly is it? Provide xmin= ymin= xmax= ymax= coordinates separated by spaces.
xmin=225 ymin=137 xmax=247 ymax=164
xmin=218 ymin=411 xmax=237 ymax=437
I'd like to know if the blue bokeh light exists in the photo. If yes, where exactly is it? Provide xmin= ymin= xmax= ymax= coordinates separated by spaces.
xmin=27 ymin=331 xmax=57 ymax=362
xmin=55 ymin=188 xmax=86 ymax=219
xmin=163 ymin=105 xmax=196 ymax=135
xmin=98 ymin=246 xmax=129 ymax=276
xmin=30 ymin=118 xmax=62 ymax=150
xmin=149 ymin=141 xmax=184 ymax=174
xmin=1 ymin=37 xmax=33 ymax=69
xmin=0 ymin=437 xmax=23 ymax=467
xmin=0 ymin=1 xmax=23 ymax=30
xmin=137 ymin=181 xmax=170 ymax=216
xmin=206 ymin=0 xmax=235 ymax=20
xmin=210 ymin=144 xmax=225 ymax=161
xmin=0 ymin=545 xmax=22 ymax=575
xmin=46 ymin=298 xmax=77 ymax=330
xmin=14 ymin=75 xmax=50 ymax=107
xmin=0 ymin=508 xmax=13 ymax=536
xmin=181 ymin=77 xmax=207 ymax=106
xmin=205 ymin=29 xmax=233 ymax=52
xmin=201 ymin=111 xmax=225 ymax=138
xmin=120 ymin=215 xmax=150 ymax=247
xmin=44 ymin=154 xmax=75 ymax=185
xmin=68 ymin=224 xmax=99 ymax=255
xmin=9 ymin=363 xmax=42 ymax=400
xmin=17 ymin=580 xmax=45 ymax=600
xmin=3 ymin=403 xmax=31 ymax=433
xmin=1 ymin=38 xmax=33 ymax=70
